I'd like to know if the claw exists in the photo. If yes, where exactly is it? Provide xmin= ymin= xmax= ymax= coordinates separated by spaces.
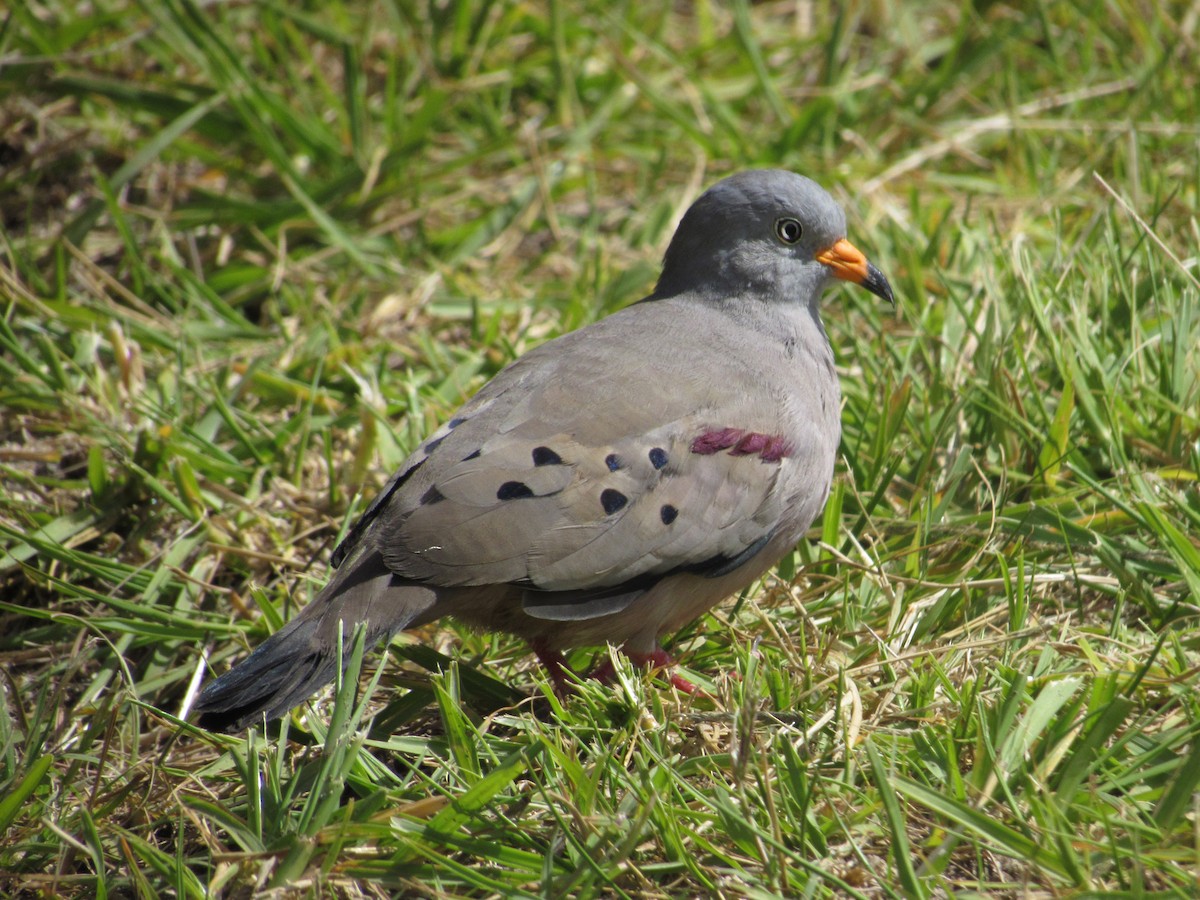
xmin=593 ymin=647 xmax=710 ymax=697
xmin=537 ymin=641 xmax=710 ymax=697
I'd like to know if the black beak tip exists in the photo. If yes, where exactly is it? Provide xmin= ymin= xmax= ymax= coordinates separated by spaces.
xmin=863 ymin=262 xmax=895 ymax=306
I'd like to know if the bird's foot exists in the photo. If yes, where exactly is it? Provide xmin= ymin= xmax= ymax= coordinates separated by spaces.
xmin=534 ymin=642 xmax=707 ymax=697
xmin=591 ymin=647 xmax=705 ymax=695
xmin=531 ymin=641 xmax=580 ymax=696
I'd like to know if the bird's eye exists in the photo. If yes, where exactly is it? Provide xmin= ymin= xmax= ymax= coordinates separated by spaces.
xmin=774 ymin=217 xmax=803 ymax=244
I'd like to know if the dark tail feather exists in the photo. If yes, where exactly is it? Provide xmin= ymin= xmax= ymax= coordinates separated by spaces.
xmin=193 ymin=615 xmax=350 ymax=733
xmin=193 ymin=552 xmax=436 ymax=732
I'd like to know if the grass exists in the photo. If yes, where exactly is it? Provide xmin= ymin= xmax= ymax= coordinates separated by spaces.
xmin=1 ymin=0 xmax=1198 ymax=895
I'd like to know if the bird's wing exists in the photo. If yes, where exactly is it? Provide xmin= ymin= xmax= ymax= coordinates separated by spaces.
xmin=345 ymin=302 xmax=828 ymax=620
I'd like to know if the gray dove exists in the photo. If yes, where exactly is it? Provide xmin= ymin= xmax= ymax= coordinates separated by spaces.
xmin=193 ymin=170 xmax=893 ymax=731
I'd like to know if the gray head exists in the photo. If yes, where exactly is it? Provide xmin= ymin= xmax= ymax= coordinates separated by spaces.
xmin=655 ymin=169 xmax=892 ymax=306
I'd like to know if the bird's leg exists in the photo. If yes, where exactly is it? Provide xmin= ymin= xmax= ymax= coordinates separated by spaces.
xmin=590 ymin=646 xmax=704 ymax=695
xmin=626 ymin=648 xmax=704 ymax=694
xmin=530 ymin=639 xmax=579 ymax=696
xmin=586 ymin=654 xmax=617 ymax=685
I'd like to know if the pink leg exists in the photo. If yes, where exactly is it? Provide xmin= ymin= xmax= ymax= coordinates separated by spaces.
xmin=531 ymin=640 xmax=578 ymax=696
xmin=591 ymin=646 xmax=705 ymax=695
xmin=587 ymin=655 xmax=617 ymax=684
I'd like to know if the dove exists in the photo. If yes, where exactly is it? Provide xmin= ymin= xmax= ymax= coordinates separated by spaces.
xmin=193 ymin=169 xmax=893 ymax=731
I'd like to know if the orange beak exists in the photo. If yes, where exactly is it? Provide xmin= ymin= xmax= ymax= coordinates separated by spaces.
xmin=816 ymin=238 xmax=894 ymax=304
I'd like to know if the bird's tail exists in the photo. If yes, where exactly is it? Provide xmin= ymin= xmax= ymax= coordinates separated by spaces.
xmin=192 ymin=551 xmax=436 ymax=732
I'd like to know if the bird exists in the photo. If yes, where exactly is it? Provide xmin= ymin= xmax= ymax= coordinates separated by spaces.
xmin=192 ymin=169 xmax=894 ymax=732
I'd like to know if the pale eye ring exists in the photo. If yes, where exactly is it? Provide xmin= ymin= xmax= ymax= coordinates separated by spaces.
xmin=774 ymin=217 xmax=803 ymax=244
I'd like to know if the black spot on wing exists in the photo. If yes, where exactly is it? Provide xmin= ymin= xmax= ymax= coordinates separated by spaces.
xmin=497 ymin=481 xmax=534 ymax=500
xmin=532 ymin=446 xmax=563 ymax=466
xmin=424 ymin=435 xmax=445 ymax=454
xmin=649 ymin=447 xmax=669 ymax=470
xmin=420 ymin=485 xmax=445 ymax=505
xmin=331 ymin=458 xmax=427 ymax=567
xmin=605 ymin=453 xmax=623 ymax=472
xmin=660 ymin=504 xmax=678 ymax=525
xmin=463 ymin=449 xmax=482 ymax=461
xmin=448 ymin=416 xmax=467 ymax=428
xmin=600 ymin=489 xmax=627 ymax=515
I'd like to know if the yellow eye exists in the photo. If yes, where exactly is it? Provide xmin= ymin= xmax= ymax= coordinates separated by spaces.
xmin=774 ymin=217 xmax=803 ymax=244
